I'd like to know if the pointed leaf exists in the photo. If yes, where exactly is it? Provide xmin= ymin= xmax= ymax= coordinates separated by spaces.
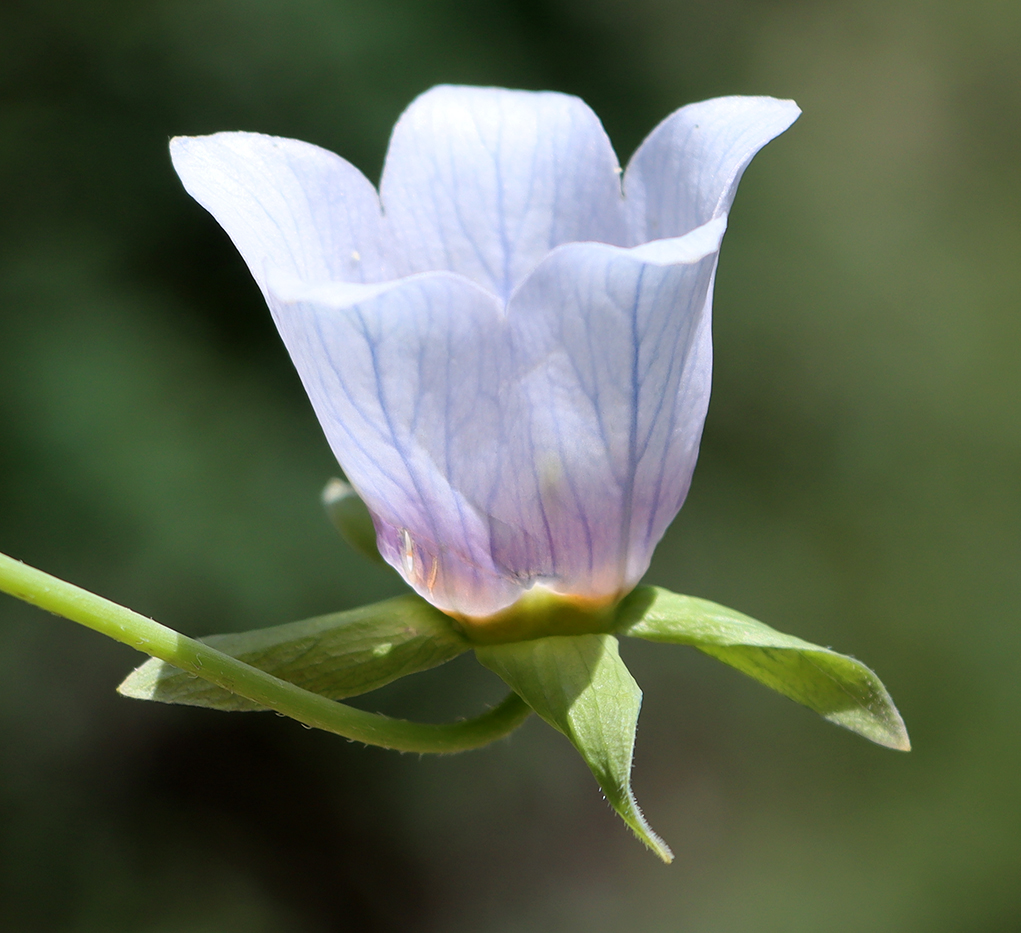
xmin=118 ymin=595 xmax=469 ymax=710
xmin=476 ymin=634 xmax=673 ymax=862
xmin=615 ymin=587 xmax=910 ymax=750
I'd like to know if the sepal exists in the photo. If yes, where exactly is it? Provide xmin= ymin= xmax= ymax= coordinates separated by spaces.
xmin=321 ymin=477 xmax=387 ymax=565
xmin=118 ymin=594 xmax=469 ymax=710
xmin=475 ymin=634 xmax=673 ymax=862
xmin=615 ymin=587 xmax=910 ymax=750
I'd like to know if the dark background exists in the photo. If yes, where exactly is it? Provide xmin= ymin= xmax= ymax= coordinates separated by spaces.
xmin=1 ymin=1 xmax=1019 ymax=930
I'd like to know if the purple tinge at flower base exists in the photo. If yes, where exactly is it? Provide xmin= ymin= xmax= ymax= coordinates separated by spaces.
xmin=170 ymin=86 xmax=800 ymax=622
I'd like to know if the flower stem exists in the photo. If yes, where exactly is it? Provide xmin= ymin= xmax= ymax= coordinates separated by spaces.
xmin=0 ymin=551 xmax=530 ymax=753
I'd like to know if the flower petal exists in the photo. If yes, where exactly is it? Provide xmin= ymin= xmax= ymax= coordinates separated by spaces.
xmin=488 ymin=217 xmax=727 ymax=603
xmin=170 ymin=132 xmax=391 ymax=294
xmin=266 ymin=270 xmax=528 ymax=618
xmin=380 ymin=85 xmax=627 ymax=300
xmin=624 ymin=96 xmax=800 ymax=243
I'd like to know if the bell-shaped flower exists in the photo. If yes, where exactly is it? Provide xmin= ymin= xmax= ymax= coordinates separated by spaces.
xmin=171 ymin=86 xmax=799 ymax=623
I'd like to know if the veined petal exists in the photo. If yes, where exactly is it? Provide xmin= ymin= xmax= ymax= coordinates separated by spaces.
xmin=266 ymin=270 xmax=528 ymax=618
xmin=380 ymin=85 xmax=627 ymax=300
xmin=171 ymin=132 xmax=391 ymax=294
xmin=484 ymin=217 xmax=726 ymax=603
xmin=624 ymin=96 xmax=800 ymax=243
xmin=170 ymin=90 xmax=798 ymax=622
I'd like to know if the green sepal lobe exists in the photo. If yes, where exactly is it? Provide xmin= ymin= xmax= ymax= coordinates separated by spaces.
xmin=118 ymin=594 xmax=469 ymax=710
xmin=476 ymin=634 xmax=673 ymax=863
xmin=616 ymin=587 xmax=910 ymax=751
xmin=322 ymin=477 xmax=386 ymax=565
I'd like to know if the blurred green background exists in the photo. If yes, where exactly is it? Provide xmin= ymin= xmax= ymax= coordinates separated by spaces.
xmin=1 ymin=0 xmax=1018 ymax=930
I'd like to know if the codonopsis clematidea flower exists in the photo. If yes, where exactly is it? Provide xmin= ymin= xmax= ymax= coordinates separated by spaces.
xmin=171 ymin=86 xmax=799 ymax=624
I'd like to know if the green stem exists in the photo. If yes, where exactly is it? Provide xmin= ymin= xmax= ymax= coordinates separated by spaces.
xmin=0 ymin=551 xmax=530 ymax=753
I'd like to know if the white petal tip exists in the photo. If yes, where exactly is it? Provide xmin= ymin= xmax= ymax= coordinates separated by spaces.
xmin=628 ymin=215 xmax=728 ymax=265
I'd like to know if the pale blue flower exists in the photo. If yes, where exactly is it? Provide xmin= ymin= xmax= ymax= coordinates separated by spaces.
xmin=172 ymin=86 xmax=799 ymax=620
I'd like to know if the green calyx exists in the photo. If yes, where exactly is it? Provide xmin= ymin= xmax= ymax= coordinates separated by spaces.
xmin=451 ymin=586 xmax=620 ymax=645
xmin=321 ymin=477 xmax=387 ymax=565
xmin=0 ymin=544 xmax=909 ymax=863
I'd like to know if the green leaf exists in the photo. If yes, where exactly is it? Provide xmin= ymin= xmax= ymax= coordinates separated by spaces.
xmin=476 ymin=634 xmax=673 ymax=863
xmin=322 ymin=477 xmax=387 ymax=565
xmin=615 ymin=587 xmax=910 ymax=751
xmin=118 ymin=594 xmax=469 ymax=710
